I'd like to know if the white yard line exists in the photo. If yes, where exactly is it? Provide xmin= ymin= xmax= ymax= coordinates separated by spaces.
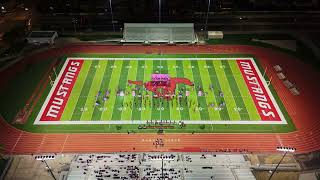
xmin=63 ymin=60 xmax=92 ymax=120
xmin=35 ymin=57 xmax=287 ymax=125
xmin=79 ymin=61 xmax=105 ymax=120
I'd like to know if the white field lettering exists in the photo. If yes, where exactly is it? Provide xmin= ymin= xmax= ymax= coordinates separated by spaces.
xmin=40 ymin=60 xmax=83 ymax=121
xmin=237 ymin=60 xmax=281 ymax=121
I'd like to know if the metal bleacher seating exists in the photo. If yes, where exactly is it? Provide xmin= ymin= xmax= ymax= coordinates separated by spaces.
xmin=123 ymin=23 xmax=196 ymax=43
xmin=65 ymin=153 xmax=256 ymax=180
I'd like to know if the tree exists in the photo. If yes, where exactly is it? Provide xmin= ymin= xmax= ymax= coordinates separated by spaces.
xmin=2 ymin=26 xmax=25 ymax=45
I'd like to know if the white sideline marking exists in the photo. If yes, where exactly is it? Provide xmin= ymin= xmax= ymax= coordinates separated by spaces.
xmin=35 ymin=120 xmax=286 ymax=125
xmin=34 ymin=57 xmax=287 ymax=125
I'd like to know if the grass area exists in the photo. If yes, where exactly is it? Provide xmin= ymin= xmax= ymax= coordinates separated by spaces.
xmin=76 ymin=34 xmax=122 ymax=41
xmin=207 ymin=33 xmax=320 ymax=70
xmin=0 ymin=58 xmax=55 ymax=122
xmin=309 ymin=33 xmax=320 ymax=48
xmin=3 ymin=54 xmax=296 ymax=134
xmin=0 ymin=57 xmax=16 ymax=69
xmin=0 ymin=41 xmax=27 ymax=62
xmin=224 ymin=34 xmax=295 ymax=41
xmin=59 ymin=34 xmax=122 ymax=41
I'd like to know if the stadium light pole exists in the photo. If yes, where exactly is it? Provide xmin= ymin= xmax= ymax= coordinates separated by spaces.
xmin=109 ymin=0 xmax=115 ymax=32
xmin=158 ymin=0 xmax=161 ymax=23
xmin=268 ymin=147 xmax=296 ymax=180
xmin=161 ymin=154 xmax=164 ymax=179
xmin=72 ymin=18 xmax=77 ymax=34
xmin=205 ymin=0 xmax=211 ymax=31
xmin=42 ymin=160 xmax=57 ymax=180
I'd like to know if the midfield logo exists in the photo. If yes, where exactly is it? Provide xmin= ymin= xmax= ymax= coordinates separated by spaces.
xmin=128 ymin=74 xmax=194 ymax=100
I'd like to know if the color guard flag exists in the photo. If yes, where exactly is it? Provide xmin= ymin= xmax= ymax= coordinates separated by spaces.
xmin=186 ymin=91 xmax=190 ymax=97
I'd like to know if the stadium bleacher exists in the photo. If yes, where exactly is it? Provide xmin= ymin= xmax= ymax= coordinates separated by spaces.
xmin=64 ymin=153 xmax=256 ymax=180
xmin=123 ymin=23 xmax=196 ymax=43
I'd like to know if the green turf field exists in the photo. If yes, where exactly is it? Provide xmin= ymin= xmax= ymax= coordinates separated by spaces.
xmin=64 ymin=58 xmax=258 ymax=122
xmin=35 ymin=56 xmax=288 ymax=127
xmin=0 ymin=50 xmax=297 ymax=133
xmin=4 ymin=54 xmax=292 ymax=133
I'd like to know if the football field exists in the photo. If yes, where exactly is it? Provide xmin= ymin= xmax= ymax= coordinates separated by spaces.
xmin=35 ymin=57 xmax=287 ymax=125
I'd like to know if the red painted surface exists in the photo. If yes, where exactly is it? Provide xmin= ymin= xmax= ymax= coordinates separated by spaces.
xmin=0 ymin=44 xmax=319 ymax=154
xmin=129 ymin=77 xmax=194 ymax=100
xmin=40 ymin=59 xmax=83 ymax=121
xmin=237 ymin=59 xmax=281 ymax=121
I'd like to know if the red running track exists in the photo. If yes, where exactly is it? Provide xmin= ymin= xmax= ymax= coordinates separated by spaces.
xmin=0 ymin=44 xmax=319 ymax=154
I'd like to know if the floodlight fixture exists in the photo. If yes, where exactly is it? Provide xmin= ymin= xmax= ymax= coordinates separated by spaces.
xmin=269 ymin=146 xmax=296 ymax=180
xmin=276 ymin=146 xmax=296 ymax=153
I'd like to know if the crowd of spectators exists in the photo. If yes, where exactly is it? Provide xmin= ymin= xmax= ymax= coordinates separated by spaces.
xmin=67 ymin=153 xmax=254 ymax=180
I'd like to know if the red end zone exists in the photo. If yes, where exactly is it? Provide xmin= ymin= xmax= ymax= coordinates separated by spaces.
xmin=38 ymin=59 xmax=83 ymax=121
xmin=237 ymin=59 xmax=284 ymax=122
